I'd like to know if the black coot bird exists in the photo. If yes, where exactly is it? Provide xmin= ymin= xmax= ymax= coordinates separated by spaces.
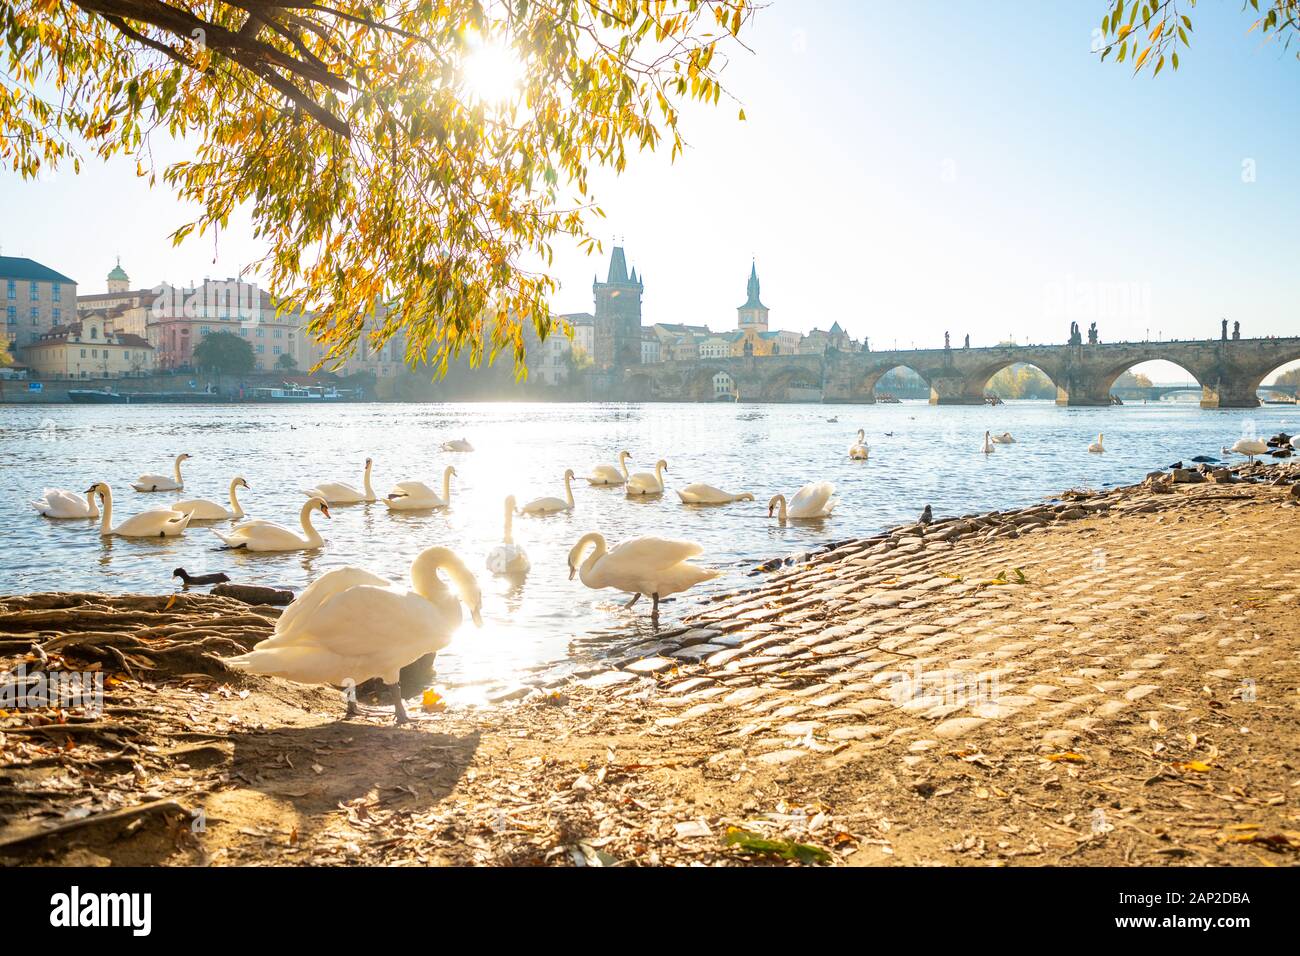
xmin=919 ymin=504 xmax=933 ymax=526
xmin=173 ymin=567 xmax=231 ymax=587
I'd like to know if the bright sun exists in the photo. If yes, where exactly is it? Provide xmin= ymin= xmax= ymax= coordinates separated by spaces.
xmin=463 ymin=39 xmax=523 ymax=105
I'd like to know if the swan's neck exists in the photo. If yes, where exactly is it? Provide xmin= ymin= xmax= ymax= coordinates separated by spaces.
xmin=97 ymin=488 xmax=113 ymax=535
xmin=85 ymin=490 xmax=100 ymax=518
xmin=503 ymin=501 xmax=514 ymax=544
xmin=857 ymin=430 xmax=865 ymax=443
xmin=300 ymin=503 xmax=323 ymax=545
xmin=771 ymin=495 xmax=787 ymax=521
xmin=412 ymin=549 xmax=477 ymax=621
xmin=619 ymin=452 xmax=630 ymax=478
xmin=655 ymin=461 xmax=666 ymax=482
xmin=578 ymin=533 xmax=607 ymax=579
xmin=363 ymin=461 xmax=375 ymax=501
xmin=173 ymin=456 xmax=185 ymax=483
xmin=442 ymin=467 xmax=453 ymax=504
xmin=228 ymin=480 xmax=244 ymax=517
xmin=564 ymin=473 xmax=574 ymax=507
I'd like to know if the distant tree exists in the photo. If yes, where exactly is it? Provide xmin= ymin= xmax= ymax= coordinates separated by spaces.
xmin=193 ymin=330 xmax=254 ymax=379
xmin=988 ymin=364 xmax=1057 ymax=400
xmin=1095 ymin=1 xmax=1299 ymax=75
xmin=276 ymin=352 xmax=298 ymax=371
xmin=1114 ymin=370 xmax=1154 ymax=388
xmin=1275 ymin=366 xmax=1300 ymax=387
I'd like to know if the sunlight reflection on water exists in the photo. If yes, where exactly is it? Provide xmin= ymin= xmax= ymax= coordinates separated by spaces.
xmin=4 ymin=399 xmax=1296 ymax=697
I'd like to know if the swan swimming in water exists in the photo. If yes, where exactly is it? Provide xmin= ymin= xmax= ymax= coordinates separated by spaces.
xmin=1088 ymin=433 xmax=1105 ymax=454
xmin=848 ymin=429 xmax=870 ymax=460
xmin=441 ymin=438 xmax=474 ymax=453
xmin=486 ymin=496 xmax=530 ymax=576
xmin=173 ymin=477 xmax=249 ymax=520
xmin=981 ymin=431 xmax=995 ymax=454
xmin=568 ymin=533 xmax=719 ymax=618
xmin=768 ymin=482 xmax=838 ymax=521
xmin=133 ymin=453 xmax=190 ymax=492
xmin=520 ymin=469 xmax=576 ymax=515
xmin=88 ymin=482 xmax=192 ymax=538
xmin=991 ymin=432 xmax=1015 ymax=444
xmin=304 ymin=457 xmax=376 ymax=504
xmin=626 ymin=459 xmax=668 ymax=496
xmin=214 ymin=498 xmax=329 ymax=552
xmin=385 ymin=466 xmax=456 ymax=511
xmin=32 ymin=487 xmax=100 ymax=519
xmin=226 ymin=546 xmax=482 ymax=723
xmin=676 ymin=484 xmax=754 ymax=505
xmin=588 ymin=450 xmax=632 ymax=486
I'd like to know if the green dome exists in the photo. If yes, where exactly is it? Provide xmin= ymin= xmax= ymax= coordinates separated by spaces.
xmin=107 ymin=259 xmax=129 ymax=281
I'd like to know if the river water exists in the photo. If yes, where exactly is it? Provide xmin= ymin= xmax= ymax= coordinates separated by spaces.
xmin=3 ymin=400 xmax=1295 ymax=699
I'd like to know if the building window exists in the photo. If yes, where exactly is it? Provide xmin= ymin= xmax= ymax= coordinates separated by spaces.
xmin=52 ymin=284 xmax=61 ymax=302
xmin=90 ymin=325 xmax=98 ymax=339
xmin=5 ymin=307 xmax=14 ymax=326
xmin=256 ymin=328 xmax=264 ymax=337
xmin=30 ymin=307 xmax=38 ymax=325
xmin=272 ymin=346 xmax=281 ymax=355
xmin=29 ymin=281 xmax=39 ymax=301
xmin=5 ymin=280 xmax=14 ymax=300
xmin=273 ymin=328 xmax=282 ymax=338
xmin=80 ymin=348 xmax=86 ymax=358
xmin=256 ymin=344 xmax=264 ymax=354
xmin=53 ymin=308 xmax=60 ymax=322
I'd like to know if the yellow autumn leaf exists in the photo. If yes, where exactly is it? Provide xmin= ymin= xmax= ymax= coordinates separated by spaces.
xmin=1175 ymin=760 xmax=1213 ymax=773
xmin=1046 ymin=752 xmax=1087 ymax=763
xmin=421 ymin=689 xmax=446 ymax=712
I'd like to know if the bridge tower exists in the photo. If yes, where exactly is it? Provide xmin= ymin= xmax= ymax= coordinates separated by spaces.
xmin=593 ymin=246 xmax=643 ymax=368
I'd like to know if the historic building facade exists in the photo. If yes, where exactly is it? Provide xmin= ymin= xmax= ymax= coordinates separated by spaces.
xmin=22 ymin=310 xmax=154 ymax=379
xmin=1 ymin=256 xmax=77 ymax=350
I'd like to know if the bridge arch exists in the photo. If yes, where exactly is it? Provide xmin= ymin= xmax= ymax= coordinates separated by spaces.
xmin=968 ymin=358 xmax=1065 ymax=402
xmin=1248 ymin=354 xmax=1300 ymax=401
xmin=853 ymin=363 xmax=932 ymax=402
xmin=1095 ymin=356 xmax=1208 ymax=405
xmin=760 ymin=364 xmax=823 ymax=401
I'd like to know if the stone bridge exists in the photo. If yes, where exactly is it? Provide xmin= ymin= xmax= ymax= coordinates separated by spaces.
xmin=620 ymin=337 xmax=1300 ymax=408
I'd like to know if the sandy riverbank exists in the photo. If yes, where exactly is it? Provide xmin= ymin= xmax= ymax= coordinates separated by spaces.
xmin=2 ymin=459 xmax=1298 ymax=866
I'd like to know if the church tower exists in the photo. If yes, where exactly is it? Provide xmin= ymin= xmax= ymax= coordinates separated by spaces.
xmin=737 ymin=260 xmax=769 ymax=332
xmin=107 ymin=258 xmax=130 ymax=293
xmin=593 ymin=245 xmax=643 ymax=368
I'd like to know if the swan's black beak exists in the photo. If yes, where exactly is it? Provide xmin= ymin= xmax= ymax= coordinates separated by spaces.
xmin=85 ymin=486 xmax=95 ymax=494
xmin=321 ymin=504 xmax=332 ymax=518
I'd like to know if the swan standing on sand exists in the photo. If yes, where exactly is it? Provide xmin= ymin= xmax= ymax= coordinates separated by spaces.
xmin=226 ymin=547 xmax=483 ymax=723
xmin=1088 ymin=433 xmax=1105 ymax=454
xmin=385 ymin=466 xmax=456 ymax=511
xmin=520 ymin=469 xmax=576 ymax=515
xmin=626 ymin=459 xmax=668 ymax=496
xmin=214 ymin=498 xmax=329 ymax=552
xmin=981 ymin=431 xmax=995 ymax=454
xmin=133 ymin=453 xmax=190 ymax=492
xmin=568 ymin=533 xmax=718 ymax=617
xmin=768 ymin=482 xmax=838 ymax=521
xmin=588 ymin=450 xmax=632 ymax=486
xmin=1231 ymin=438 xmax=1269 ymax=463
xmin=849 ymin=429 xmax=870 ymax=460
xmin=486 ymin=496 xmax=530 ymax=576
xmin=304 ymin=457 xmax=376 ymax=504
xmin=32 ymin=488 xmax=99 ymax=519
xmin=173 ymin=477 xmax=249 ymax=520
xmin=991 ymin=432 xmax=1015 ymax=444
xmin=676 ymin=484 xmax=754 ymax=505
xmin=88 ymin=483 xmax=192 ymax=538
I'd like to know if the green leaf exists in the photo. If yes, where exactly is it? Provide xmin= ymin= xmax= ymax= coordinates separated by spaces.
xmin=723 ymin=828 xmax=833 ymax=864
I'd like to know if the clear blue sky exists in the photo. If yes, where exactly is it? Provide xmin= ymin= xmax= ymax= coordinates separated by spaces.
xmin=2 ymin=1 xmax=1297 ymax=375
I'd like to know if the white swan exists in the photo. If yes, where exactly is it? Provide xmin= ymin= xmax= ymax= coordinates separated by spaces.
xmin=981 ymin=431 xmax=995 ymax=454
xmin=626 ymin=459 xmax=668 ymax=496
xmin=1231 ymin=438 xmax=1269 ymax=463
xmin=304 ymin=457 xmax=376 ymax=504
xmin=132 ymin=453 xmax=190 ymax=492
xmin=214 ymin=498 xmax=329 ymax=552
xmin=32 ymin=488 xmax=99 ymax=519
xmin=768 ymin=482 xmax=838 ymax=521
xmin=568 ymin=532 xmax=719 ymax=617
xmin=441 ymin=438 xmax=474 ymax=453
xmin=520 ymin=469 xmax=576 ymax=515
xmin=588 ymin=450 xmax=632 ymax=486
xmin=676 ymin=484 xmax=754 ymax=505
xmin=227 ymin=546 xmax=483 ymax=723
xmin=173 ymin=477 xmax=249 ymax=520
xmin=486 ymin=496 xmax=530 ymax=576
xmin=1088 ymin=433 xmax=1105 ymax=454
xmin=849 ymin=429 xmax=870 ymax=460
xmin=385 ymin=465 xmax=456 ymax=511
xmin=88 ymin=482 xmax=192 ymax=538
xmin=991 ymin=432 xmax=1016 ymax=444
